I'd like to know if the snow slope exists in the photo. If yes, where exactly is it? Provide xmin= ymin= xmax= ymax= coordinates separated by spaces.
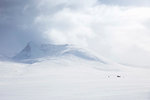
xmin=0 ymin=58 xmax=150 ymax=100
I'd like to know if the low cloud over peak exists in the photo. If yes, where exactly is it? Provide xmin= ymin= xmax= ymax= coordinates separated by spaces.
xmin=1 ymin=0 xmax=150 ymax=66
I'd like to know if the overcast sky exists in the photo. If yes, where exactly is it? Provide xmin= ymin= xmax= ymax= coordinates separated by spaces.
xmin=0 ymin=0 xmax=150 ymax=66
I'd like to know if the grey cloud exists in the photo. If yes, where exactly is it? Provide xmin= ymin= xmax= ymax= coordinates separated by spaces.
xmin=0 ymin=0 xmax=47 ymax=56
xmin=1 ymin=0 xmax=150 ymax=67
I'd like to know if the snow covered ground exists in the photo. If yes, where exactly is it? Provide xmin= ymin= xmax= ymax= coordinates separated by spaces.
xmin=0 ymin=57 xmax=150 ymax=100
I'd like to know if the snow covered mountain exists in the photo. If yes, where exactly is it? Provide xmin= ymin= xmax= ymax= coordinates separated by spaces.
xmin=1 ymin=43 xmax=150 ymax=100
xmin=13 ymin=42 xmax=105 ymax=64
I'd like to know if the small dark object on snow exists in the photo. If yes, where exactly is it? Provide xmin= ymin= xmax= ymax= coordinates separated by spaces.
xmin=117 ymin=75 xmax=121 ymax=78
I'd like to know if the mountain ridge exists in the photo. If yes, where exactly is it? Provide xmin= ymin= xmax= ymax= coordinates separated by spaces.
xmin=12 ymin=42 xmax=105 ymax=64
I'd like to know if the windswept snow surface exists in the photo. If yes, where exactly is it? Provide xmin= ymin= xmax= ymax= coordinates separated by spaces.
xmin=0 ymin=58 xmax=150 ymax=100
